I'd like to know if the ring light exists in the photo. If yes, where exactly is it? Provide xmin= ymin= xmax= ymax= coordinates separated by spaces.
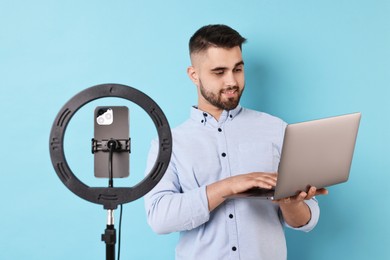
xmin=49 ymin=83 xmax=172 ymax=209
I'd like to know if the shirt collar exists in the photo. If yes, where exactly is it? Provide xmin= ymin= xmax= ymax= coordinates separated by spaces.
xmin=190 ymin=105 xmax=242 ymax=127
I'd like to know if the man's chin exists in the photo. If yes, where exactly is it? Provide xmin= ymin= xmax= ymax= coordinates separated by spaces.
xmin=221 ymin=100 xmax=239 ymax=111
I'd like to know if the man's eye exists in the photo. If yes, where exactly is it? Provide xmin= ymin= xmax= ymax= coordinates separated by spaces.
xmin=215 ymin=70 xmax=224 ymax=75
xmin=234 ymin=68 xmax=243 ymax=72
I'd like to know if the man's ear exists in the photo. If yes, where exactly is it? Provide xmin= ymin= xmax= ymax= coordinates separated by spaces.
xmin=187 ymin=66 xmax=199 ymax=85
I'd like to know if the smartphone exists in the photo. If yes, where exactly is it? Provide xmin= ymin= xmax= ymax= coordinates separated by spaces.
xmin=93 ymin=106 xmax=130 ymax=178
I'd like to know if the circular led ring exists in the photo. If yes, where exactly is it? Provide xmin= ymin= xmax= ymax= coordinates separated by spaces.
xmin=49 ymin=84 xmax=172 ymax=209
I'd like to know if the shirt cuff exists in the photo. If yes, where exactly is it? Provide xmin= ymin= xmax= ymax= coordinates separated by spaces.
xmin=284 ymin=198 xmax=320 ymax=232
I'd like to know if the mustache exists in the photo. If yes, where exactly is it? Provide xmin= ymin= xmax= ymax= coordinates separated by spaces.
xmin=220 ymin=86 xmax=239 ymax=93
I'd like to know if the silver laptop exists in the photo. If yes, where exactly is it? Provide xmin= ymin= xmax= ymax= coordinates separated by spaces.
xmin=226 ymin=112 xmax=361 ymax=200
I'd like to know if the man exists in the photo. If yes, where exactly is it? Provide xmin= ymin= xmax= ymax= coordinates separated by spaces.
xmin=144 ymin=24 xmax=327 ymax=260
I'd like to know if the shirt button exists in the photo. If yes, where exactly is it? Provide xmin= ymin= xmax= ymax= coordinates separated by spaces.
xmin=203 ymin=112 xmax=208 ymax=117
xmin=229 ymin=214 xmax=234 ymax=219
xmin=218 ymin=128 xmax=222 ymax=132
xmin=221 ymin=152 xmax=226 ymax=157
xmin=232 ymin=246 xmax=237 ymax=251
xmin=229 ymin=115 xmax=233 ymax=118
xmin=201 ymin=120 xmax=204 ymax=123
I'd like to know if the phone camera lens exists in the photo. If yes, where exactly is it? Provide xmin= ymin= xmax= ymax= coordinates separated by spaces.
xmin=97 ymin=117 xmax=105 ymax=124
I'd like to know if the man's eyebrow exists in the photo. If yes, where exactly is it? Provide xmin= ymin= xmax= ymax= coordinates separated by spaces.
xmin=210 ymin=66 xmax=228 ymax=72
xmin=210 ymin=61 xmax=245 ymax=72
xmin=235 ymin=61 xmax=245 ymax=67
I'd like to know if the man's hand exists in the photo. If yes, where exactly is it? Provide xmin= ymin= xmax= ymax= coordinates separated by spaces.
xmin=276 ymin=186 xmax=328 ymax=228
xmin=206 ymin=172 xmax=277 ymax=211
xmin=276 ymin=186 xmax=328 ymax=204
xmin=226 ymin=172 xmax=277 ymax=194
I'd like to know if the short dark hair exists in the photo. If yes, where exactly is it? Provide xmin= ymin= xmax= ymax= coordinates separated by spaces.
xmin=189 ymin=24 xmax=247 ymax=55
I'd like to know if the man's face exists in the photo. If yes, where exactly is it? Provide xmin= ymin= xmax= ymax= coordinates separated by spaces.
xmin=189 ymin=46 xmax=245 ymax=113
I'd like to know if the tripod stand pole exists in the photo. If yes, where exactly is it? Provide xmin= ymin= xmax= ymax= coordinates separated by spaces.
xmin=102 ymin=209 xmax=116 ymax=260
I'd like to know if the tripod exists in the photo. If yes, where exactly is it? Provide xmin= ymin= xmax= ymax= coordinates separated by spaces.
xmin=102 ymin=209 xmax=117 ymax=260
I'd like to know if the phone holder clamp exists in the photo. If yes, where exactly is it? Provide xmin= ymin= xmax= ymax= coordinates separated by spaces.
xmin=91 ymin=138 xmax=131 ymax=153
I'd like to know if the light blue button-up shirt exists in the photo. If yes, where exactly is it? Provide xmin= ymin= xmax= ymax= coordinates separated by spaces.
xmin=145 ymin=105 xmax=320 ymax=260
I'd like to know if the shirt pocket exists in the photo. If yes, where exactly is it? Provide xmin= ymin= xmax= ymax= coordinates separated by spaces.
xmin=238 ymin=141 xmax=280 ymax=173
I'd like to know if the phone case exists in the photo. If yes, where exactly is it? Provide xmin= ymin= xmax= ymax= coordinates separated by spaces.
xmin=93 ymin=106 xmax=130 ymax=178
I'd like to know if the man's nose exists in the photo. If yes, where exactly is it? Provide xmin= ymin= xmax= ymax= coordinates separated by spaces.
xmin=224 ymin=72 xmax=238 ymax=87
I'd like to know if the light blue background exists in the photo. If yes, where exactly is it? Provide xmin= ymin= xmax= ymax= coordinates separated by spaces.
xmin=1 ymin=0 xmax=389 ymax=259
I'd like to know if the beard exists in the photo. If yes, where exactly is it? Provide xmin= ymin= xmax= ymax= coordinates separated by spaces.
xmin=199 ymin=80 xmax=244 ymax=111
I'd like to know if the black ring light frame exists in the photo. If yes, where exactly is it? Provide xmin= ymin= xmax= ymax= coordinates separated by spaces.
xmin=49 ymin=83 xmax=172 ymax=210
